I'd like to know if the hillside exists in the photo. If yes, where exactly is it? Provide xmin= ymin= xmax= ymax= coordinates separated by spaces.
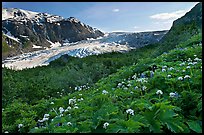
xmin=2 ymin=33 xmax=202 ymax=133
xmin=2 ymin=2 xmax=202 ymax=133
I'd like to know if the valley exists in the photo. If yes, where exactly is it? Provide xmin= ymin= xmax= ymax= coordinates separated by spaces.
xmin=2 ymin=2 xmax=202 ymax=134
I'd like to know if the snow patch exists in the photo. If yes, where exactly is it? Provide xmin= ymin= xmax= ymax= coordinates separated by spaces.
xmin=32 ymin=44 xmax=42 ymax=49
xmin=47 ymin=40 xmax=62 ymax=48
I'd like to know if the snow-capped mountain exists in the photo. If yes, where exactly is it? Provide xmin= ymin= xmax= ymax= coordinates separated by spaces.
xmin=2 ymin=7 xmax=168 ymax=70
xmin=2 ymin=7 xmax=104 ymax=59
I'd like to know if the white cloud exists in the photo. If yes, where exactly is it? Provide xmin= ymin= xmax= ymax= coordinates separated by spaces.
xmin=150 ymin=10 xmax=187 ymax=20
xmin=112 ymin=9 xmax=120 ymax=12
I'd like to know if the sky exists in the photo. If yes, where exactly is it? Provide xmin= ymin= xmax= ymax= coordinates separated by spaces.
xmin=2 ymin=2 xmax=199 ymax=33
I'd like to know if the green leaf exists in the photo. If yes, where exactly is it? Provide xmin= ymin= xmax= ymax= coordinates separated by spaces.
xmin=186 ymin=121 xmax=202 ymax=133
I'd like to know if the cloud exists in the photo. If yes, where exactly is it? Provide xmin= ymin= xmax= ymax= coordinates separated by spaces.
xmin=112 ymin=9 xmax=119 ymax=12
xmin=150 ymin=10 xmax=187 ymax=20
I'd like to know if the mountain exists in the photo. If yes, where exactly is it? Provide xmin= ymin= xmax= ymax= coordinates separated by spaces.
xmin=98 ymin=30 xmax=168 ymax=48
xmin=160 ymin=2 xmax=202 ymax=49
xmin=2 ymin=8 xmax=104 ymax=59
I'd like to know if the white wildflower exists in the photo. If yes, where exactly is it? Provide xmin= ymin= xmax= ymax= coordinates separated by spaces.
xmin=194 ymin=55 xmax=197 ymax=57
xmin=102 ymin=90 xmax=108 ymax=94
xmin=44 ymin=114 xmax=50 ymax=118
xmin=42 ymin=117 xmax=49 ymax=121
xmin=57 ymin=92 xmax=60 ymax=94
xmin=169 ymin=92 xmax=175 ymax=98
xmin=118 ymin=83 xmax=122 ymax=87
xmin=188 ymin=62 xmax=193 ymax=65
xmin=169 ymin=92 xmax=179 ymax=98
xmin=167 ymin=75 xmax=171 ymax=78
xmin=162 ymin=69 xmax=166 ymax=72
xmin=182 ymin=70 xmax=186 ymax=72
xmin=79 ymin=94 xmax=82 ymax=96
xmin=162 ymin=66 xmax=167 ymax=69
xmin=59 ymin=114 xmax=63 ymax=117
xmin=69 ymin=99 xmax=76 ymax=105
xmin=123 ymin=87 xmax=128 ymax=90
xmin=184 ymin=75 xmax=191 ymax=79
xmin=134 ymin=86 xmax=138 ymax=90
xmin=130 ymin=91 xmax=134 ymax=94
xmin=178 ymin=77 xmax=183 ymax=80
xmin=67 ymin=122 xmax=72 ymax=126
xmin=34 ymin=127 xmax=38 ymax=129
xmin=179 ymin=62 xmax=185 ymax=66
xmin=194 ymin=57 xmax=201 ymax=61
xmin=18 ymin=124 xmax=23 ymax=128
xmin=126 ymin=109 xmax=134 ymax=115
xmin=142 ymin=86 xmax=147 ymax=91
xmin=4 ymin=131 xmax=9 ymax=133
xmin=187 ymin=58 xmax=192 ymax=62
xmin=75 ymin=87 xmax=78 ymax=91
xmin=103 ymin=122 xmax=109 ymax=129
xmin=156 ymin=90 xmax=163 ymax=95
xmin=187 ymin=66 xmax=191 ymax=69
xmin=59 ymin=107 xmax=64 ymax=114
xmin=168 ymin=67 xmax=174 ymax=71
xmin=74 ymin=106 xmax=79 ymax=109
xmin=127 ymin=84 xmax=131 ymax=87
xmin=132 ymin=74 xmax=137 ymax=79
xmin=192 ymin=62 xmax=197 ymax=65
xmin=50 ymin=102 xmax=54 ymax=105
xmin=38 ymin=119 xmax=44 ymax=123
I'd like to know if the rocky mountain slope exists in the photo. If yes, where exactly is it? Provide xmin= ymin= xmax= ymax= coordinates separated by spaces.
xmin=2 ymin=8 xmax=104 ymax=59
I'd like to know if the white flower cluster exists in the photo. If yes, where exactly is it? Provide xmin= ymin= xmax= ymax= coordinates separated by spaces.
xmin=184 ymin=75 xmax=191 ymax=79
xmin=194 ymin=57 xmax=202 ymax=61
xmin=67 ymin=122 xmax=72 ymax=126
xmin=132 ymin=74 xmax=137 ymax=79
xmin=102 ymin=90 xmax=108 ymax=94
xmin=18 ymin=124 xmax=23 ymax=128
xmin=65 ymin=106 xmax=72 ymax=112
xmin=178 ymin=77 xmax=183 ymax=80
xmin=156 ymin=90 xmax=163 ymax=95
xmin=74 ymin=84 xmax=90 ymax=91
xmin=162 ymin=69 xmax=166 ymax=72
xmin=142 ymin=86 xmax=147 ymax=91
xmin=69 ymin=98 xmax=76 ymax=105
xmin=103 ymin=122 xmax=109 ymax=129
xmin=179 ymin=62 xmax=185 ymax=66
xmin=169 ymin=92 xmax=179 ymax=98
xmin=77 ymin=98 xmax=84 ymax=102
xmin=187 ymin=58 xmax=192 ymax=62
xmin=123 ymin=87 xmax=128 ymax=90
xmin=186 ymin=66 xmax=191 ymax=69
xmin=134 ymin=86 xmax=138 ymax=90
xmin=168 ymin=67 xmax=174 ymax=71
xmin=38 ymin=113 xmax=50 ymax=123
xmin=50 ymin=102 xmax=54 ymax=105
xmin=59 ymin=107 xmax=64 ymax=114
xmin=136 ymin=78 xmax=148 ymax=83
xmin=167 ymin=75 xmax=171 ymax=78
xmin=126 ymin=109 xmax=134 ymax=116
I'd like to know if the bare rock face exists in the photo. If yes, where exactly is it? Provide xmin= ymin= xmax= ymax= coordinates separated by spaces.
xmin=2 ymin=8 xmax=104 ymax=59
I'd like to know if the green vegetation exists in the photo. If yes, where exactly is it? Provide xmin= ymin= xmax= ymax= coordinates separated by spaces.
xmin=2 ymin=33 xmax=202 ymax=133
